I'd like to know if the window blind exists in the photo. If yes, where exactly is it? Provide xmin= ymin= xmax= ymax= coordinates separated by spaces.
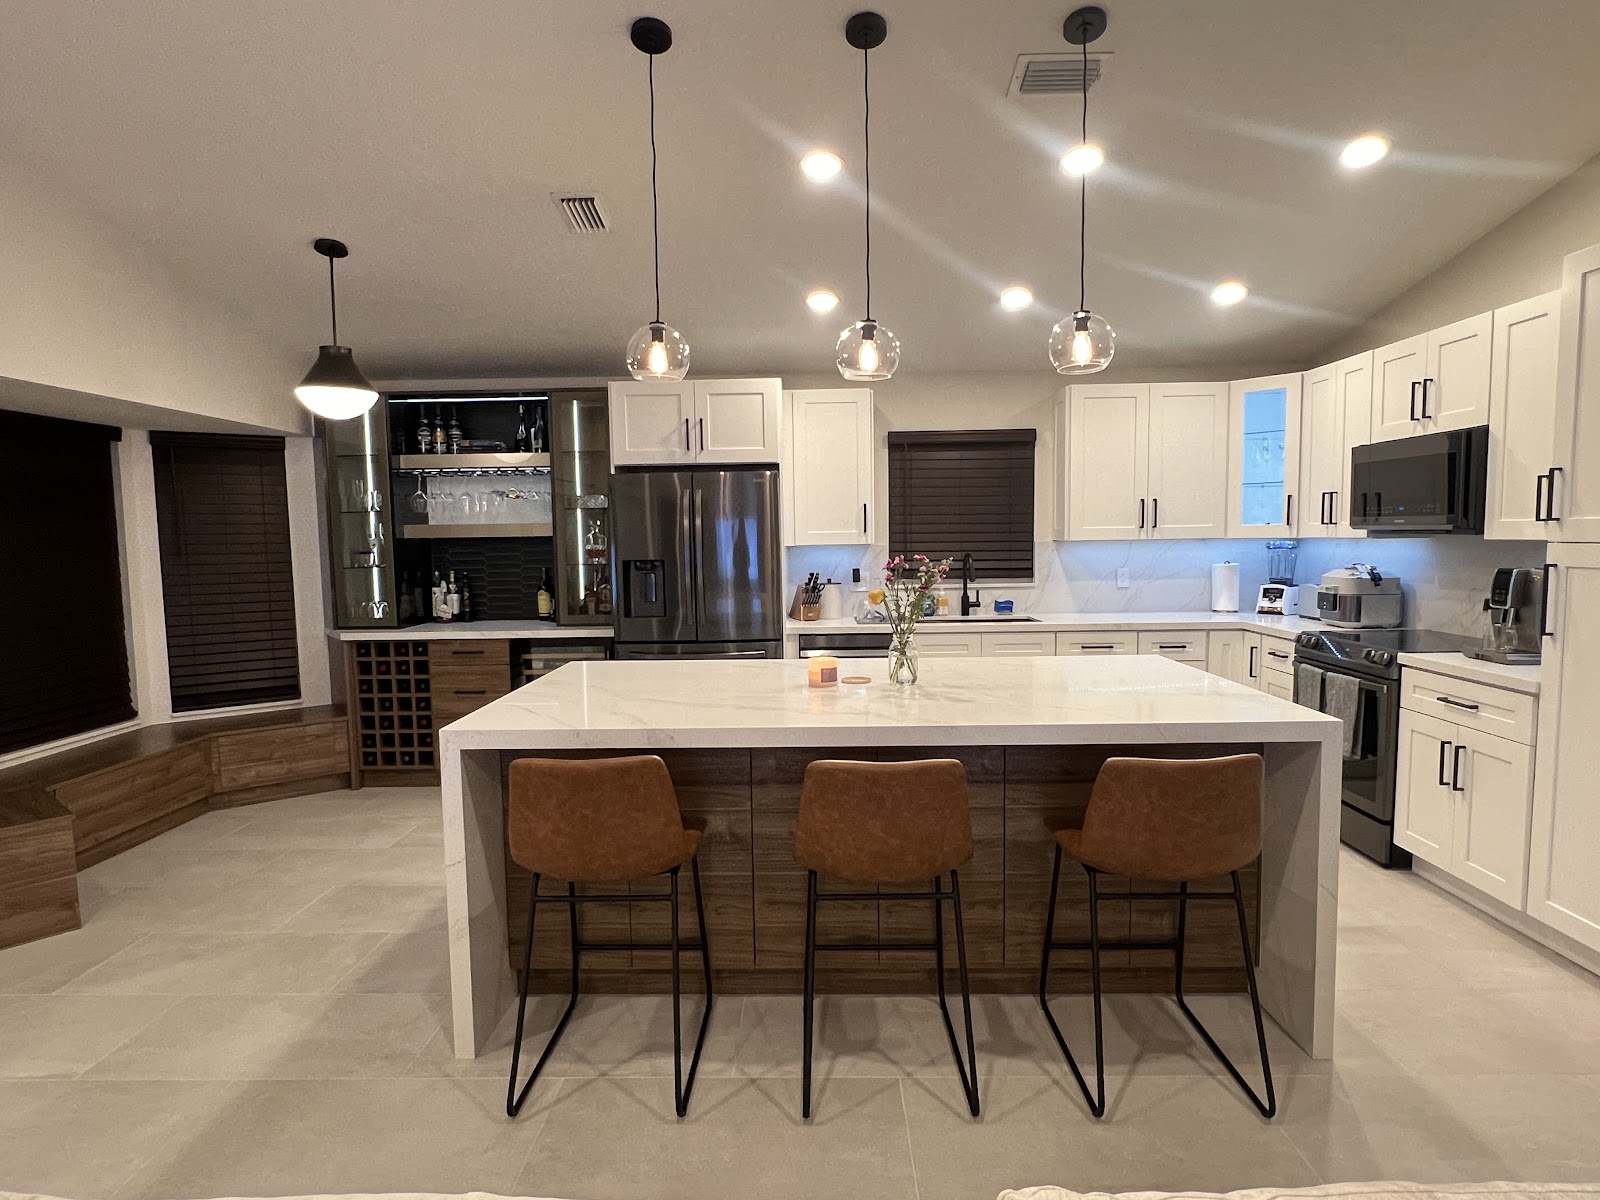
xmin=887 ymin=429 xmax=1037 ymax=579
xmin=151 ymin=432 xmax=301 ymax=712
xmin=0 ymin=409 xmax=134 ymax=754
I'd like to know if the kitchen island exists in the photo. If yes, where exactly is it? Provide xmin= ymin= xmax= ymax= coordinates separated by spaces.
xmin=441 ymin=655 xmax=1342 ymax=1059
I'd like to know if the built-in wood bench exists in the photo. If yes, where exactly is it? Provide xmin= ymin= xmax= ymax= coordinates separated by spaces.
xmin=0 ymin=705 xmax=349 ymax=949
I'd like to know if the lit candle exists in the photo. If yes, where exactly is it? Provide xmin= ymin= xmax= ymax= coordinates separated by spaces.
xmin=807 ymin=655 xmax=839 ymax=688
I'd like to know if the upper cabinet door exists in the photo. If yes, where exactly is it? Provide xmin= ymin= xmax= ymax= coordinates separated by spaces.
xmin=1423 ymin=311 xmax=1492 ymax=432
xmin=1333 ymin=351 xmax=1373 ymax=536
xmin=608 ymin=380 xmax=697 ymax=466
xmin=787 ymin=388 xmax=874 ymax=545
xmin=1486 ymin=292 xmax=1561 ymax=541
xmin=1552 ymin=243 xmax=1600 ymax=541
xmin=693 ymin=378 xmax=782 ymax=464
xmin=1147 ymin=382 xmax=1229 ymax=539
xmin=1227 ymin=373 xmax=1302 ymax=537
xmin=1297 ymin=364 xmax=1339 ymax=536
xmin=1371 ymin=334 xmax=1428 ymax=442
xmin=1068 ymin=384 xmax=1148 ymax=540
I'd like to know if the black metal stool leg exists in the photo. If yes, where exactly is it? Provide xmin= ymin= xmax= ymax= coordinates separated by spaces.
xmin=1172 ymin=870 xmax=1277 ymax=1118
xmin=669 ymin=867 xmax=685 ymax=1117
xmin=1038 ymin=851 xmax=1106 ymax=1118
xmin=943 ymin=869 xmax=981 ymax=1116
xmin=506 ymin=875 xmax=581 ymax=1117
xmin=669 ymin=856 xmax=715 ymax=1119
xmin=802 ymin=869 xmax=818 ymax=1120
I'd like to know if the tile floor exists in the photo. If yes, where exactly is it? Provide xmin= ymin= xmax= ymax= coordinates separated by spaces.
xmin=2 ymin=785 xmax=1599 ymax=1200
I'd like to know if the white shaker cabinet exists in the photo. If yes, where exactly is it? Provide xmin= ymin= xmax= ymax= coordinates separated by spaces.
xmin=608 ymin=379 xmax=697 ymax=466
xmin=1228 ymin=373 xmax=1302 ymax=537
xmin=1146 ymin=383 xmax=1230 ymax=539
xmin=1370 ymin=312 xmax=1492 ymax=442
xmin=608 ymin=377 xmax=781 ymax=468
xmin=1207 ymin=630 xmax=1247 ymax=683
xmin=1527 ymin=543 xmax=1600 ymax=951
xmin=1394 ymin=708 xmax=1457 ymax=863
xmin=692 ymin=378 xmax=783 ymax=464
xmin=1300 ymin=353 xmax=1372 ymax=537
xmin=786 ymin=388 xmax=874 ymax=545
xmin=1550 ymin=243 xmax=1600 ymax=540
xmin=1486 ymin=292 xmax=1562 ymax=540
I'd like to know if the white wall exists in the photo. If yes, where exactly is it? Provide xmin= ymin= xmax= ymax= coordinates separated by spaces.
xmin=1321 ymin=149 xmax=1600 ymax=360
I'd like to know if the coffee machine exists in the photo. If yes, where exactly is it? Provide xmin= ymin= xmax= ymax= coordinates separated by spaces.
xmin=1465 ymin=567 xmax=1545 ymax=665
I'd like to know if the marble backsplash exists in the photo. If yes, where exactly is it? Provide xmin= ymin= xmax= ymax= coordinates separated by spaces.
xmin=786 ymin=536 xmax=1545 ymax=637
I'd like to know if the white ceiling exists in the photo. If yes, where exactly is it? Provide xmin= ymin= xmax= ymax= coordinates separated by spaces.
xmin=4 ymin=0 xmax=1600 ymax=380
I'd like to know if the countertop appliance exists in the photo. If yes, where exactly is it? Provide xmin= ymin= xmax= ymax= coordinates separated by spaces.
xmin=1315 ymin=564 xmax=1404 ymax=628
xmin=1349 ymin=425 xmax=1489 ymax=534
xmin=611 ymin=468 xmax=784 ymax=659
xmin=1294 ymin=626 xmax=1479 ymax=867
xmin=1465 ymin=565 xmax=1545 ymax=665
xmin=1256 ymin=539 xmax=1302 ymax=615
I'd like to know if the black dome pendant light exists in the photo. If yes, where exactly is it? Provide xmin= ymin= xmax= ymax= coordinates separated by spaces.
xmin=1049 ymin=6 xmax=1116 ymax=375
xmin=836 ymin=11 xmax=900 ymax=381
xmin=625 ymin=16 xmax=691 ymax=382
xmin=295 ymin=238 xmax=379 ymax=420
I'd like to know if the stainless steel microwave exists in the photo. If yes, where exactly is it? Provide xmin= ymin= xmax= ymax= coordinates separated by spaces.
xmin=1348 ymin=425 xmax=1489 ymax=535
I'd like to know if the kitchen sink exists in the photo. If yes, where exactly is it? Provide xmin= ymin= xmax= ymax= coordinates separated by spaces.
xmin=854 ymin=614 xmax=1039 ymax=624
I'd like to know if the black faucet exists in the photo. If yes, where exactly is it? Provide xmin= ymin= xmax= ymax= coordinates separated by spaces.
xmin=960 ymin=553 xmax=980 ymax=616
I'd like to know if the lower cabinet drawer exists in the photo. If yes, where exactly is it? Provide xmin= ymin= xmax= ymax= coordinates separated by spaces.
xmin=1056 ymin=632 xmax=1137 ymax=656
xmin=1259 ymin=664 xmax=1296 ymax=700
xmin=1401 ymin=669 xmax=1537 ymax=746
xmin=1260 ymin=640 xmax=1297 ymax=673
xmin=432 ymin=684 xmax=510 ymax=725
xmin=981 ymin=631 xmax=1055 ymax=656
xmin=917 ymin=633 xmax=983 ymax=658
xmin=1136 ymin=631 xmax=1207 ymax=661
xmin=429 ymin=639 xmax=511 ymax=669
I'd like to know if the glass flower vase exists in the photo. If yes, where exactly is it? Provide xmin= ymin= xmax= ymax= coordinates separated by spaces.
xmin=887 ymin=630 xmax=919 ymax=687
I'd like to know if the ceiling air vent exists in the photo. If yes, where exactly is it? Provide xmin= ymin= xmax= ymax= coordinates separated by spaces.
xmin=553 ymin=194 xmax=609 ymax=233
xmin=1008 ymin=52 xmax=1108 ymax=97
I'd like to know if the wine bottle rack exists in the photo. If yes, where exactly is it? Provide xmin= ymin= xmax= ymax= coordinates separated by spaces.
xmin=350 ymin=640 xmax=436 ymax=770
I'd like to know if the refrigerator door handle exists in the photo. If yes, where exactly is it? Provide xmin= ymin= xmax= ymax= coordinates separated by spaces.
xmin=692 ymin=487 xmax=708 ymax=631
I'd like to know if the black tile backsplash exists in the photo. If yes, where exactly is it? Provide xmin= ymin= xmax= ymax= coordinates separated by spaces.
xmin=425 ymin=537 xmax=556 ymax=621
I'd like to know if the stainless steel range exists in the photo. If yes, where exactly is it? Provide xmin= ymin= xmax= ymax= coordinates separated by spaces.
xmin=1293 ymin=626 xmax=1478 ymax=867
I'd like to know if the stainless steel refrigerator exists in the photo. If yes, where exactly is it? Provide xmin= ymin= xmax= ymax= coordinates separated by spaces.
xmin=611 ymin=468 xmax=784 ymax=659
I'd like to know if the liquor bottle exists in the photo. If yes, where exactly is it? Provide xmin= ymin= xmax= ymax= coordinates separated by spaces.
xmin=413 ymin=574 xmax=428 ymax=618
xmin=430 ymin=570 xmax=443 ymax=616
xmin=533 ymin=406 xmax=547 ymax=453
xmin=446 ymin=569 xmax=461 ymax=617
xmin=536 ymin=569 xmax=554 ymax=619
xmin=460 ymin=580 xmax=474 ymax=622
xmin=432 ymin=411 xmax=446 ymax=455
xmin=398 ymin=571 xmax=414 ymax=620
xmin=516 ymin=403 xmax=529 ymax=453
xmin=416 ymin=406 xmax=431 ymax=455
xmin=447 ymin=407 xmax=462 ymax=454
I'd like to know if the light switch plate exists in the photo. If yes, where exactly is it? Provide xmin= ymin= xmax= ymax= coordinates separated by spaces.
xmin=1116 ymin=568 xmax=1130 ymax=588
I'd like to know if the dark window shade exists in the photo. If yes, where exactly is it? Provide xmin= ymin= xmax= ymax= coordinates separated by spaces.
xmin=887 ymin=429 xmax=1036 ymax=579
xmin=0 ymin=409 xmax=134 ymax=754
xmin=151 ymin=432 xmax=301 ymax=712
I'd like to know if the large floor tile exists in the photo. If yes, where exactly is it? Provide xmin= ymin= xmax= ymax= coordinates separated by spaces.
xmin=58 ymin=930 xmax=387 ymax=996
xmin=78 ymin=877 xmax=336 ymax=935
xmin=900 ymin=1072 xmax=1318 ymax=1200
xmin=267 ymin=842 xmax=451 ymax=886
xmin=516 ymin=1075 xmax=917 ymax=1200
xmin=332 ymin=925 xmax=453 ymax=993
xmin=84 ymin=992 xmax=447 ymax=1080
xmin=1340 ymin=985 xmax=1600 ymax=1075
xmin=124 ymin=1077 xmax=552 ymax=1198
xmin=277 ymin=883 xmax=447 ymax=933
xmin=0 ymin=924 xmax=150 ymax=994
xmin=0 ymin=993 xmax=178 ymax=1078
xmin=220 ymin=810 xmax=425 ymax=851
xmin=76 ymin=841 xmax=281 ymax=891
xmin=0 ymin=1079 xmax=236 ymax=1198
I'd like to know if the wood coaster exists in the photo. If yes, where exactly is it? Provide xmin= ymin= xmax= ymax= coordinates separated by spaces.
xmin=841 ymin=675 xmax=872 ymax=685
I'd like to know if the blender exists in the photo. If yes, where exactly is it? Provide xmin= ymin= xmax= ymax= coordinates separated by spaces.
xmin=1256 ymin=539 xmax=1303 ymax=616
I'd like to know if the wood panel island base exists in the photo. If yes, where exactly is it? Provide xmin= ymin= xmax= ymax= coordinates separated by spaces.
xmin=442 ymin=657 xmax=1342 ymax=1061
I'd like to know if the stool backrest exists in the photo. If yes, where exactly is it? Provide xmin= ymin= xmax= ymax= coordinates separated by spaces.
xmin=795 ymin=758 xmax=973 ymax=884
xmin=507 ymin=755 xmax=688 ymax=881
xmin=1079 ymin=754 xmax=1264 ymax=881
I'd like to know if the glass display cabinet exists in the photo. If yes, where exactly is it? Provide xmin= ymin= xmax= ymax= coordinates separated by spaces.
xmin=549 ymin=389 xmax=612 ymax=626
xmin=324 ymin=404 xmax=400 ymax=628
xmin=1229 ymin=373 xmax=1303 ymax=537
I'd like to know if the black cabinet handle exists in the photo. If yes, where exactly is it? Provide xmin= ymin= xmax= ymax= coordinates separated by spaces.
xmin=1267 ymin=649 xmax=1290 ymax=660
xmin=1409 ymin=380 xmax=1420 ymax=421
xmin=1285 ymin=494 xmax=1294 ymax=526
xmin=698 ymin=417 xmax=706 ymax=451
xmin=1437 ymin=738 xmax=1453 ymax=787
xmin=1078 ymin=643 xmax=1118 ymax=651
xmin=1330 ymin=490 xmax=1340 ymax=527
xmin=1437 ymin=696 xmax=1480 ymax=712
xmin=1420 ymin=377 xmax=1433 ymax=419
xmin=1535 ymin=472 xmax=1549 ymax=523
xmin=1247 ymin=645 xmax=1258 ymax=678
xmin=1156 ymin=642 xmax=1190 ymax=650
xmin=862 ymin=502 xmax=868 ymax=534
xmin=452 ymin=688 xmax=488 ymax=696
xmin=1152 ymin=497 xmax=1159 ymax=529
xmin=448 ymin=649 xmax=486 ymax=656
xmin=1451 ymin=743 xmax=1467 ymax=793
xmin=683 ymin=417 xmax=691 ymax=451
xmin=1541 ymin=563 xmax=1556 ymax=639
xmin=1139 ymin=498 xmax=1146 ymax=529
xmin=1547 ymin=466 xmax=1563 ymax=521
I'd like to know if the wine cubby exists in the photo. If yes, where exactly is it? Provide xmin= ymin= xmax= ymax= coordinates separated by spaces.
xmin=350 ymin=640 xmax=435 ymax=770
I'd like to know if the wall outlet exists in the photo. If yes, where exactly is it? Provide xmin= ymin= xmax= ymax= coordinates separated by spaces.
xmin=1116 ymin=568 xmax=1130 ymax=589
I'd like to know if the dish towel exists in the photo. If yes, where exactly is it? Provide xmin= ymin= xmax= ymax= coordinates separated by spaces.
xmin=1321 ymin=670 xmax=1363 ymax=756
xmin=1294 ymin=663 xmax=1324 ymax=712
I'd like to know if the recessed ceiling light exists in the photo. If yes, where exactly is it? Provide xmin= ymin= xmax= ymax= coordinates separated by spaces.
xmin=1059 ymin=143 xmax=1104 ymax=176
xmin=805 ymin=289 xmax=840 ymax=314
xmin=1210 ymin=280 xmax=1249 ymax=307
xmin=999 ymin=286 xmax=1034 ymax=311
xmin=800 ymin=150 xmax=843 ymax=182
xmin=1339 ymin=134 xmax=1390 ymax=169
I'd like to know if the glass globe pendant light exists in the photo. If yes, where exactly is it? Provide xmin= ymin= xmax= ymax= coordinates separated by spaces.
xmin=625 ymin=17 xmax=690 ymax=382
xmin=294 ymin=238 xmax=379 ymax=420
xmin=1049 ymin=7 xmax=1116 ymax=375
xmin=836 ymin=12 xmax=899 ymax=382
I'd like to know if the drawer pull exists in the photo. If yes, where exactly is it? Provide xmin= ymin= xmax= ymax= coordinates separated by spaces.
xmin=448 ymin=649 xmax=486 ymax=656
xmin=1155 ymin=642 xmax=1189 ymax=650
xmin=451 ymin=688 xmax=488 ymax=696
xmin=1078 ymin=643 xmax=1118 ymax=650
xmin=1436 ymin=696 xmax=1480 ymax=712
xmin=1267 ymin=649 xmax=1290 ymax=660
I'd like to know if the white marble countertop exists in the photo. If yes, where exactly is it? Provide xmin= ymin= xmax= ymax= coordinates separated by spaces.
xmin=787 ymin=611 xmax=1321 ymax=638
xmin=327 ymin=621 xmax=614 ymax=642
xmin=1397 ymin=652 xmax=1541 ymax=695
xmin=440 ymin=655 xmax=1341 ymax=750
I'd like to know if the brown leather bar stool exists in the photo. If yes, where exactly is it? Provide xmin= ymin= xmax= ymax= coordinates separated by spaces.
xmin=505 ymin=755 xmax=713 ymax=1120
xmin=794 ymin=758 xmax=979 ymax=1119
xmin=1037 ymin=753 xmax=1276 ymax=1119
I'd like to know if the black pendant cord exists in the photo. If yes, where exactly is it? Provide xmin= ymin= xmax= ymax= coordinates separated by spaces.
xmin=1077 ymin=32 xmax=1088 ymax=314
xmin=649 ymin=52 xmax=662 ymax=325
xmin=863 ymin=44 xmax=872 ymax=324
xmin=327 ymin=254 xmax=339 ymax=346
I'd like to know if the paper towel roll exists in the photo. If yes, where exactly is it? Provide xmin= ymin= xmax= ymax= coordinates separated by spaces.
xmin=1211 ymin=561 xmax=1240 ymax=613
